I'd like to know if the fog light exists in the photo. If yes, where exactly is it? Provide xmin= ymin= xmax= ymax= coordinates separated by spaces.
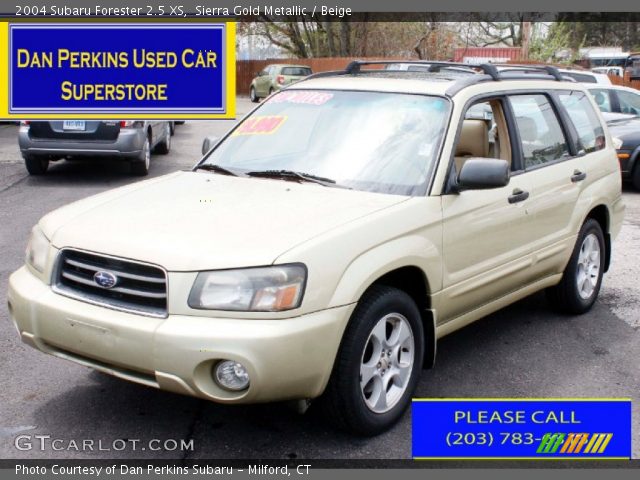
xmin=213 ymin=360 xmax=250 ymax=391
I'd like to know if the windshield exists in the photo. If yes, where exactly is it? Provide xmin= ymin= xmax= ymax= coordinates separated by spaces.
xmin=201 ymin=90 xmax=450 ymax=195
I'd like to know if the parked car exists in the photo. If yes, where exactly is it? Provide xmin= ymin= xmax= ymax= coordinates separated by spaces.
xmin=625 ymin=52 xmax=640 ymax=81
xmin=592 ymin=66 xmax=624 ymax=77
xmin=602 ymin=112 xmax=640 ymax=190
xmin=8 ymin=62 xmax=624 ymax=435
xmin=589 ymin=85 xmax=640 ymax=116
xmin=18 ymin=120 xmax=172 ymax=176
xmin=249 ymin=64 xmax=312 ymax=102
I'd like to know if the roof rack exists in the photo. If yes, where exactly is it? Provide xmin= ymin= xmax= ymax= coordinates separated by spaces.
xmin=305 ymin=60 xmax=569 ymax=83
xmin=342 ymin=60 xmax=501 ymax=80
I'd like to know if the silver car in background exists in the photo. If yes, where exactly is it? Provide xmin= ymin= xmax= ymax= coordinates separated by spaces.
xmin=18 ymin=120 xmax=172 ymax=176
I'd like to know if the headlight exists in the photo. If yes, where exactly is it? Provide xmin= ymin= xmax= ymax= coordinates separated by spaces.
xmin=612 ymin=136 xmax=623 ymax=150
xmin=25 ymin=226 xmax=50 ymax=273
xmin=188 ymin=264 xmax=307 ymax=312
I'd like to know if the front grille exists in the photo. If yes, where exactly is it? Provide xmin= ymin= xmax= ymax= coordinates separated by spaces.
xmin=54 ymin=249 xmax=167 ymax=317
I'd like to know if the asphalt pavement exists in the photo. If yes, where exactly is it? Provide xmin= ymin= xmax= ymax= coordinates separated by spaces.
xmin=0 ymin=98 xmax=639 ymax=460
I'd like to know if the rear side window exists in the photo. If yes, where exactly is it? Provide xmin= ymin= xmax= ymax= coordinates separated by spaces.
xmin=565 ymin=72 xmax=597 ymax=83
xmin=558 ymin=91 xmax=606 ymax=153
xmin=509 ymin=94 xmax=570 ymax=169
xmin=281 ymin=67 xmax=312 ymax=76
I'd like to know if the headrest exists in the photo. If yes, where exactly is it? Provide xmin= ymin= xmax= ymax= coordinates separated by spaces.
xmin=456 ymin=119 xmax=489 ymax=158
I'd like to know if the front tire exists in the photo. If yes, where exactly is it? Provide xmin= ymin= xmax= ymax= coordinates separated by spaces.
xmin=24 ymin=156 xmax=49 ymax=175
xmin=250 ymin=86 xmax=259 ymax=103
xmin=546 ymin=218 xmax=605 ymax=314
xmin=320 ymin=286 xmax=424 ymax=436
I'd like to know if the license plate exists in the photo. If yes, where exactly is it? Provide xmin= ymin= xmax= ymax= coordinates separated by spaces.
xmin=63 ymin=120 xmax=85 ymax=131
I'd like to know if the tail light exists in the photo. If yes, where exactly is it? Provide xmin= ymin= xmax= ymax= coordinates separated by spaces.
xmin=276 ymin=75 xmax=285 ymax=85
xmin=120 ymin=121 xmax=134 ymax=128
xmin=20 ymin=120 xmax=30 ymax=126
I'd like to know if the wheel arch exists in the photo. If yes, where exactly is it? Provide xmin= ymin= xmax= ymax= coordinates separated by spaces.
xmin=365 ymin=266 xmax=436 ymax=370
xmin=585 ymin=204 xmax=611 ymax=272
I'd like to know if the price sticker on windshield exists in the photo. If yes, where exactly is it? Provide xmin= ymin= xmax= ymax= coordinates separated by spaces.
xmin=232 ymin=115 xmax=287 ymax=136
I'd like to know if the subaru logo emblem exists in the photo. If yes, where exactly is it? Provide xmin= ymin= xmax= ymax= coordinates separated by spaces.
xmin=93 ymin=271 xmax=118 ymax=289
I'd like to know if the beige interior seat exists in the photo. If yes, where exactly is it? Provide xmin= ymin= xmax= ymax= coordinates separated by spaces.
xmin=454 ymin=119 xmax=489 ymax=172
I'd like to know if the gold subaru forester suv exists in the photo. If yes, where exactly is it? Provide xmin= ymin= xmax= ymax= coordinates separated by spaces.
xmin=8 ymin=62 xmax=625 ymax=435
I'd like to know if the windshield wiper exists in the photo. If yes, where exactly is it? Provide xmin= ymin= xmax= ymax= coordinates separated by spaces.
xmin=246 ymin=169 xmax=345 ymax=188
xmin=193 ymin=163 xmax=242 ymax=177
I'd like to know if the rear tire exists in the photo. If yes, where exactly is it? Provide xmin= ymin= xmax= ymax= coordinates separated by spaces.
xmin=546 ymin=218 xmax=605 ymax=314
xmin=24 ymin=156 xmax=49 ymax=175
xmin=250 ymin=86 xmax=259 ymax=103
xmin=131 ymin=136 xmax=151 ymax=176
xmin=320 ymin=285 xmax=424 ymax=436
xmin=155 ymin=124 xmax=171 ymax=155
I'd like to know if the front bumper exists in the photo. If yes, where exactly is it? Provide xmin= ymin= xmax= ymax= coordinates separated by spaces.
xmin=7 ymin=266 xmax=354 ymax=403
xmin=18 ymin=127 xmax=146 ymax=159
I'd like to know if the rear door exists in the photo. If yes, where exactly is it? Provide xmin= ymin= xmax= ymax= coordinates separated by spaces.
xmin=256 ymin=66 xmax=273 ymax=96
xmin=513 ymin=91 xmax=604 ymax=279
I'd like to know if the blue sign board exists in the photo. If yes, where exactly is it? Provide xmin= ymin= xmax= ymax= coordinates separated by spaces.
xmin=412 ymin=399 xmax=632 ymax=459
xmin=9 ymin=23 xmax=230 ymax=116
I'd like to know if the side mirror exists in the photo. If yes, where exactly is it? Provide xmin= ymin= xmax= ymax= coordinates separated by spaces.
xmin=458 ymin=158 xmax=510 ymax=189
xmin=201 ymin=136 xmax=219 ymax=155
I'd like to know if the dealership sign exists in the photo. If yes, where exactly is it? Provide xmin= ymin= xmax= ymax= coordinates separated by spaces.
xmin=0 ymin=22 xmax=236 ymax=119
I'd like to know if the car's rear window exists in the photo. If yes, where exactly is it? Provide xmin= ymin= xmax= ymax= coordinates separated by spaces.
xmin=282 ymin=67 xmax=312 ymax=76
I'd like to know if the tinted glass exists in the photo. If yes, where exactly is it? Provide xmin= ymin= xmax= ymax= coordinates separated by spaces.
xmin=559 ymin=91 xmax=606 ymax=153
xmin=565 ymin=72 xmax=597 ymax=83
xmin=589 ymin=88 xmax=612 ymax=112
xmin=509 ymin=94 xmax=570 ymax=168
xmin=281 ymin=67 xmax=312 ymax=76
xmin=617 ymin=90 xmax=640 ymax=115
xmin=203 ymin=90 xmax=450 ymax=196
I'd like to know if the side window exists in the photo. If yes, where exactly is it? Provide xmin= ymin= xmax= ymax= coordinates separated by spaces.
xmin=590 ymin=89 xmax=612 ymax=113
xmin=616 ymin=90 xmax=640 ymax=115
xmin=509 ymin=94 xmax=569 ymax=169
xmin=558 ymin=91 xmax=606 ymax=153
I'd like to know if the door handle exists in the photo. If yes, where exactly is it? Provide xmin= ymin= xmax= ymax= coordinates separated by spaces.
xmin=571 ymin=170 xmax=587 ymax=182
xmin=508 ymin=188 xmax=529 ymax=204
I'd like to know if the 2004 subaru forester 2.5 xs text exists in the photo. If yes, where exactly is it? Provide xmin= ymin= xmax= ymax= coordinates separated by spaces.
xmin=8 ymin=62 xmax=625 ymax=436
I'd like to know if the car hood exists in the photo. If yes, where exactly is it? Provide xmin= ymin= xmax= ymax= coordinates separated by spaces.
xmin=42 ymin=171 xmax=409 ymax=271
